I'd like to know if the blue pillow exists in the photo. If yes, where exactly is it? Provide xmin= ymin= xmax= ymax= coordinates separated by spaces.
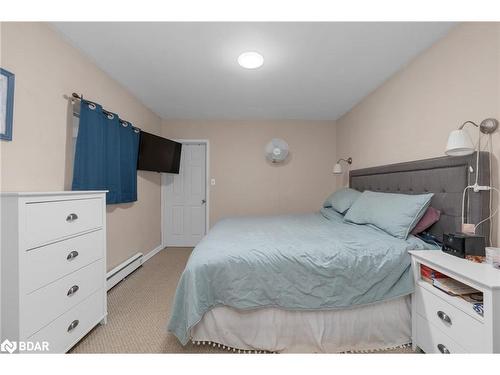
xmin=343 ymin=190 xmax=434 ymax=239
xmin=323 ymin=188 xmax=361 ymax=214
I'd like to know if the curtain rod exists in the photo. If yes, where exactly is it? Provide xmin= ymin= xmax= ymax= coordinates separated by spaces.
xmin=70 ymin=92 xmax=141 ymax=131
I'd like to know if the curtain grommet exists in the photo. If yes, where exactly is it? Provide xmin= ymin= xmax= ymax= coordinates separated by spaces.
xmin=121 ymin=122 xmax=128 ymax=127
xmin=88 ymin=103 xmax=96 ymax=110
xmin=107 ymin=113 xmax=115 ymax=120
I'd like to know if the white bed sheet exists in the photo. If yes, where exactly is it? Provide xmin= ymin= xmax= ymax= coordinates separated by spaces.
xmin=191 ymin=296 xmax=411 ymax=353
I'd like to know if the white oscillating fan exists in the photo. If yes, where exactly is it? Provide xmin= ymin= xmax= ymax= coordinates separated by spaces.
xmin=265 ymin=138 xmax=289 ymax=163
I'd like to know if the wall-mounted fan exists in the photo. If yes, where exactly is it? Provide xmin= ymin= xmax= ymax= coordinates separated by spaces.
xmin=265 ymin=138 xmax=289 ymax=163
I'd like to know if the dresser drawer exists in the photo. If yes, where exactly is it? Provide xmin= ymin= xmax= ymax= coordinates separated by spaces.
xmin=28 ymin=289 xmax=105 ymax=353
xmin=22 ymin=230 xmax=104 ymax=293
xmin=415 ymin=285 xmax=486 ymax=352
xmin=415 ymin=314 xmax=466 ymax=353
xmin=24 ymin=198 xmax=103 ymax=249
xmin=20 ymin=259 xmax=104 ymax=339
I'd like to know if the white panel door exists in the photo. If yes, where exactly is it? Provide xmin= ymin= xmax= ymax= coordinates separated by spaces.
xmin=164 ymin=143 xmax=206 ymax=247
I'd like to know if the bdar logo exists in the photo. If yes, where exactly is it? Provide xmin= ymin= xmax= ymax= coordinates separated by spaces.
xmin=1 ymin=339 xmax=17 ymax=354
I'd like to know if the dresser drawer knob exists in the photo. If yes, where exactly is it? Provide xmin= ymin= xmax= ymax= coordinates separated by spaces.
xmin=437 ymin=343 xmax=450 ymax=354
xmin=67 ymin=285 xmax=79 ymax=297
xmin=67 ymin=319 xmax=79 ymax=332
xmin=67 ymin=251 xmax=79 ymax=261
xmin=66 ymin=213 xmax=79 ymax=222
xmin=437 ymin=310 xmax=452 ymax=325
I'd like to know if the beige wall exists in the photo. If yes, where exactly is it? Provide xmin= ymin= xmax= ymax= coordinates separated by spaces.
xmin=336 ymin=22 xmax=500 ymax=245
xmin=0 ymin=22 xmax=162 ymax=270
xmin=2 ymin=21 xmax=497 ymax=265
xmin=162 ymin=120 xmax=337 ymax=225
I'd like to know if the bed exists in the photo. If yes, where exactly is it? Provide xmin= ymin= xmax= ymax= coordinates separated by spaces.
xmin=167 ymin=153 xmax=490 ymax=353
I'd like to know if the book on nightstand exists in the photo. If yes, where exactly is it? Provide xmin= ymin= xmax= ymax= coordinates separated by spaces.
xmin=432 ymin=278 xmax=479 ymax=296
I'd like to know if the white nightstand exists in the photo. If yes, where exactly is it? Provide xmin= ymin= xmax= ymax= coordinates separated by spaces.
xmin=409 ymin=250 xmax=500 ymax=353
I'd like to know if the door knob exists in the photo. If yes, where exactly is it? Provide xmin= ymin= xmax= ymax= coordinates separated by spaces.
xmin=202 ymin=199 xmax=206 ymax=204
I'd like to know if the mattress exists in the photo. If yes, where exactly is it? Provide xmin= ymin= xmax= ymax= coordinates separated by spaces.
xmin=191 ymin=296 xmax=412 ymax=353
xmin=168 ymin=210 xmax=436 ymax=345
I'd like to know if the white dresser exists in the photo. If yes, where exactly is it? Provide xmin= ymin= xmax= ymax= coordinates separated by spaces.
xmin=410 ymin=250 xmax=500 ymax=353
xmin=1 ymin=191 xmax=107 ymax=353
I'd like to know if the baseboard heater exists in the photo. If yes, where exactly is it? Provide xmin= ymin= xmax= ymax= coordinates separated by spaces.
xmin=106 ymin=252 xmax=143 ymax=291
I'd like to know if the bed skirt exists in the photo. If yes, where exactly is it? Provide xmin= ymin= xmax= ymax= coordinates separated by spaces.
xmin=190 ymin=296 xmax=411 ymax=353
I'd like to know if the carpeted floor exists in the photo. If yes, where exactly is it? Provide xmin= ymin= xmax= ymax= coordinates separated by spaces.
xmin=70 ymin=247 xmax=414 ymax=354
xmin=70 ymin=247 xmax=228 ymax=353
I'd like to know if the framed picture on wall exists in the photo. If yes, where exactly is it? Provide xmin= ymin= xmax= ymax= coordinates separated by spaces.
xmin=0 ymin=68 xmax=15 ymax=141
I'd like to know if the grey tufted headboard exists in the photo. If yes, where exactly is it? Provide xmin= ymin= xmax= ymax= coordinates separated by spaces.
xmin=349 ymin=152 xmax=491 ymax=243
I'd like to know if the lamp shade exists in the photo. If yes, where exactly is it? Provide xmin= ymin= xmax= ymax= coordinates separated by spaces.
xmin=333 ymin=163 xmax=342 ymax=174
xmin=445 ymin=129 xmax=474 ymax=156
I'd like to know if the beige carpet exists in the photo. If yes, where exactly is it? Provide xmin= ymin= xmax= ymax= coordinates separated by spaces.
xmin=70 ymin=247 xmax=227 ymax=353
xmin=70 ymin=247 xmax=414 ymax=354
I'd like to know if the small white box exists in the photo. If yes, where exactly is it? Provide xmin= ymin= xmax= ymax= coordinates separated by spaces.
xmin=485 ymin=247 xmax=500 ymax=268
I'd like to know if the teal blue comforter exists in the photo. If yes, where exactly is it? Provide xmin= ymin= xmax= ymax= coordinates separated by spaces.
xmin=168 ymin=209 xmax=436 ymax=344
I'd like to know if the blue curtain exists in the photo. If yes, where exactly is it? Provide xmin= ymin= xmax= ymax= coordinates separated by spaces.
xmin=72 ymin=100 xmax=140 ymax=204
xmin=119 ymin=120 xmax=140 ymax=203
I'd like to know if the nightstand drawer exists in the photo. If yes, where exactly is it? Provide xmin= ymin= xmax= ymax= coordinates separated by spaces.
xmin=415 ymin=314 xmax=466 ymax=354
xmin=415 ymin=284 xmax=486 ymax=352
xmin=24 ymin=198 xmax=103 ymax=249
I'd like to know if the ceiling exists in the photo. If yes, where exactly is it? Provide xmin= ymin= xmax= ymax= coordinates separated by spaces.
xmin=52 ymin=22 xmax=455 ymax=121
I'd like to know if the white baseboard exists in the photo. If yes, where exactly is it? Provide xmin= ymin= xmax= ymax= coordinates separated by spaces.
xmin=106 ymin=253 xmax=143 ymax=291
xmin=106 ymin=244 xmax=164 ymax=291
xmin=142 ymin=244 xmax=165 ymax=263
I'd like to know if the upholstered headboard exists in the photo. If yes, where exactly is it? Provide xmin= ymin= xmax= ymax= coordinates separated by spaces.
xmin=349 ymin=152 xmax=491 ymax=243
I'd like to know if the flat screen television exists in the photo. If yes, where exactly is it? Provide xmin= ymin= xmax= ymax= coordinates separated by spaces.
xmin=137 ymin=131 xmax=182 ymax=174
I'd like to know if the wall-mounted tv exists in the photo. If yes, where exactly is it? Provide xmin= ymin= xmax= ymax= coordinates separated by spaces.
xmin=137 ymin=131 xmax=182 ymax=174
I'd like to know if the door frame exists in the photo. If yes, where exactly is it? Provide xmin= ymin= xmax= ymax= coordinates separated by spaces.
xmin=161 ymin=139 xmax=210 ymax=249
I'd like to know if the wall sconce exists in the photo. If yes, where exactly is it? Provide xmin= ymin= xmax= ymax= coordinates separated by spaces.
xmin=445 ymin=118 xmax=498 ymax=192
xmin=444 ymin=118 xmax=499 ymax=237
xmin=445 ymin=118 xmax=498 ymax=156
xmin=333 ymin=157 xmax=352 ymax=174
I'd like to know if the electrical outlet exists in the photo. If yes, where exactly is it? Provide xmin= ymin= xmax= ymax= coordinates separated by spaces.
xmin=211 ymin=178 xmax=216 ymax=186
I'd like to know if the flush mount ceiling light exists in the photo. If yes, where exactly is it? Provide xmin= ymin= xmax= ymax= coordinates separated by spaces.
xmin=237 ymin=51 xmax=264 ymax=69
